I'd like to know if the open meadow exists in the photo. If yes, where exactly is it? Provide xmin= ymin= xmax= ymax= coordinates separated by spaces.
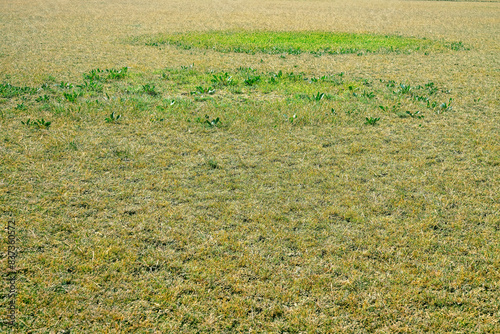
xmin=0 ymin=0 xmax=499 ymax=332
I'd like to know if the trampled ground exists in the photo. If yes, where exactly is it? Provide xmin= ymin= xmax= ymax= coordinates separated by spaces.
xmin=0 ymin=0 xmax=499 ymax=332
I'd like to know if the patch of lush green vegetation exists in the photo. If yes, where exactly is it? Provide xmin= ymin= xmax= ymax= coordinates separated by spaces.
xmin=139 ymin=31 xmax=460 ymax=55
xmin=0 ymin=66 xmax=455 ymax=129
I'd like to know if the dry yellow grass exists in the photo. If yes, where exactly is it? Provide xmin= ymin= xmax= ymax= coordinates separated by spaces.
xmin=0 ymin=0 xmax=499 ymax=333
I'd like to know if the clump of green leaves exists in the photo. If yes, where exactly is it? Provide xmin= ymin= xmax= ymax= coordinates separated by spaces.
xmin=365 ymin=117 xmax=380 ymax=125
xmin=211 ymin=73 xmax=234 ymax=86
xmin=244 ymin=75 xmax=261 ymax=86
xmin=21 ymin=118 xmax=51 ymax=129
xmin=206 ymin=158 xmax=219 ymax=169
xmin=425 ymin=82 xmax=438 ymax=95
xmin=268 ymin=70 xmax=283 ymax=84
xmin=287 ymin=114 xmax=297 ymax=123
xmin=362 ymin=91 xmax=375 ymax=99
xmin=0 ymin=83 xmax=37 ymax=98
xmin=206 ymin=116 xmax=221 ymax=128
xmin=105 ymin=112 xmax=121 ymax=123
xmin=195 ymin=115 xmax=221 ymax=128
xmin=450 ymin=41 xmax=468 ymax=51
xmin=77 ymin=80 xmax=103 ymax=92
xmin=394 ymin=83 xmax=412 ymax=95
xmin=438 ymin=98 xmax=453 ymax=112
xmin=15 ymin=103 xmax=26 ymax=110
xmin=63 ymin=91 xmax=83 ymax=102
xmin=83 ymin=67 xmax=128 ymax=81
xmin=191 ymin=86 xmax=215 ymax=95
xmin=35 ymin=95 xmax=50 ymax=102
xmin=106 ymin=67 xmax=128 ymax=80
xmin=59 ymin=81 xmax=73 ymax=89
xmin=84 ymin=69 xmax=103 ymax=81
xmin=142 ymin=84 xmax=158 ymax=96
xmin=427 ymin=101 xmax=438 ymax=109
xmin=312 ymin=92 xmax=325 ymax=101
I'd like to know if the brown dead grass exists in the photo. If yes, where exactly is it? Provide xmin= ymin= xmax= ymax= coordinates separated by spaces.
xmin=0 ymin=0 xmax=499 ymax=333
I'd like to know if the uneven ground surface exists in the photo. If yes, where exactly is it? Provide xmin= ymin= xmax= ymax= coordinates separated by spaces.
xmin=0 ymin=0 xmax=499 ymax=333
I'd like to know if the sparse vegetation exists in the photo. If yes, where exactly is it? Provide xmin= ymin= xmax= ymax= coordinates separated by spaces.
xmin=104 ymin=111 xmax=121 ymax=123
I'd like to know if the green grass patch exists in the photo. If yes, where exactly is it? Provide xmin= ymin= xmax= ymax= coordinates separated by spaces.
xmin=0 ymin=66 xmax=456 ymax=129
xmin=139 ymin=30 xmax=462 ymax=55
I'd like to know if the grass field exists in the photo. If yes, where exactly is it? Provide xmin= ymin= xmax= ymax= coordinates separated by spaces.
xmin=0 ymin=0 xmax=499 ymax=333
